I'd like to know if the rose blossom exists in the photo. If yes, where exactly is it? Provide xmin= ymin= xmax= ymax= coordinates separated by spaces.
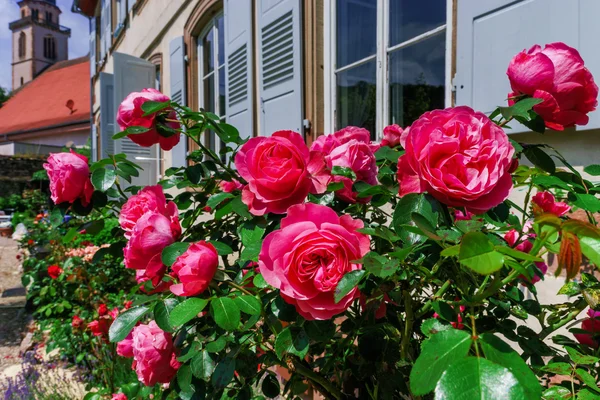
xmin=504 ymin=229 xmax=548 ymax=284
xmin=259 ymin=203 xmax=370 ymax=320
xmin=98 ymin=304 xmax=108 ymax=316
xmin=116 ymin=88 xmax=181 ymax=150
xmin=88 ymin=319 xmax=110 ymax=337
xmin=119 ymin=185 xmax=179 ymax=239
xmin=397 ymin=107 xmax=514 ymax=213
xmin=381 ymin=124 xmax=403 ymax=148
xmin=47 ymin=265 xmax=62 ymax=279
xmin=531 ymin=191 xmax=570 ymax=217
xmin=507 ymin=42 xmax=598 ymax=131
xmin=218 ymin=179 xmax=243 ymax=193
xmin=112 ymin=394 xmax=128 ymax=400
xmin=43 ymin=150 xmax=94 ymax=206
xmin=235 ymin=130 xmax=325 ymax=215
xmin=310 ymin=126 xmax=379 ymax=203
xmin=575 ymin=309 xmax=600 ymax=348
xmin=124 ymin=212 xmax=181 ymax=271
xmin=359 ymin=294 xmax=391 ymax=320
xmin=117 ymin=333 xmax=134 ymax=358
xmin=433 ymin=304 xmax=466 ymax=329
xmin=127 ymin=321 xmax=180 ymax=386
xmin=170 ymin=241 xmax=218 ymax=297
xmin=71 ymin=315 xmax=83 ymax=329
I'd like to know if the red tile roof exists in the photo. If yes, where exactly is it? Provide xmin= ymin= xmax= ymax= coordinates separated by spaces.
xmin=0 ymin=57 xmax=90 ymax=135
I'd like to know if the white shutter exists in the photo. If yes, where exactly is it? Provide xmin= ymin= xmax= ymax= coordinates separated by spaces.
xmin=100 ymin=72 xmax=115 ymax=159
xmin=117 ymin=0 xmax=126 ymax=29
xmin=113 ymin=52 xmax=158 ymax=186
xmin=89 ymin=17 xmax=96 ymax=77
xmin=256 ymin=0 xmax=303 ymax=136
xmin=224 ymin=0 xmax=254 ymax=140
xmin=455 ymin=0 xmax=600 ymax=132
xmin=169 ymin=36 xmax=187 ymax=168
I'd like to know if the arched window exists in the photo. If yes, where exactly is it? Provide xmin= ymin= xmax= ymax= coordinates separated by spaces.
xmin=21 ymin=9 xmax=25 ymax=18
xmin=32 ymin=9 xmax=39 ymax=20
xmin=45 ymin=11 xmax=52 ymax=23
xmin=43 ymin=35 xmax=56 ymax=59
xmin=18 ymin=32 xmax=26 ymax=59
xmin=20 ymin=77 xmax=24 ymax=86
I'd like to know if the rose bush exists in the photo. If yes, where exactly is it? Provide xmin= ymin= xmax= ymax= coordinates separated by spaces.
xmin=31 ymin=40 xmax=600 ymax=399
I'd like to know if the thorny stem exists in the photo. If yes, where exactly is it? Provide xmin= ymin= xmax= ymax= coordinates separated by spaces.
xmin=470 ymin=312 xmax=480 ymax=358
xmin=539 ymin=299 xmax=587 ymax=340
xmin=401 ymin=289 xmax=414 ymax=359
xmin=498 ymin=116 xmax=514 ymax=128
xmin=415 ymin=279 xmax=452 ymax=318
xmin=225 ymin=280 xmax=254 ymax=296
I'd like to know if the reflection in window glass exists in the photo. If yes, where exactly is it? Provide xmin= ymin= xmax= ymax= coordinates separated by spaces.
xmin=336 ymin=60 xmax=377 ymax=139
xmin=336 ymin=0 xmax=377 ymax=67
xmin=217 ymin=15 xmax=225 ymax=66
xmin=202 ymin=29 xmax=214 ymax=76
xmin=389 ymin=0 xmax=446 ymax=46
xmin=388 ymin=33 xmax=446 ymax=127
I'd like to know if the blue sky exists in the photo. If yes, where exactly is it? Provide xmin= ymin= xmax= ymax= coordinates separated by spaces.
xmin=0 ymin=0 xmax=89 ymax=90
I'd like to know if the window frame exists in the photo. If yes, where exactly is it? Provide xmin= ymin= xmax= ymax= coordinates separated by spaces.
xmin=18 ymin=32 xmax=26 ymax=59
xmin=324 ymin=0 xmax=454 ymax=138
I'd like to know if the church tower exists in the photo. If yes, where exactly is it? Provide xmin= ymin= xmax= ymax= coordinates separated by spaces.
xmin=9 ymin=0 xmax=71 ymax=91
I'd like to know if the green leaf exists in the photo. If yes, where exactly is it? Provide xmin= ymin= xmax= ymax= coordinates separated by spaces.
xmin=499 ymin=97 xmax=544 ymax=119
xmin=169 ymin=298 xmax=209 ymax=327
xmin=262 ymin=374 xmax=281 ymax=398
xmin=361 ymin=252 xmax=399 ymax=278
xmin=275 ymin=327 xmax=309 ymax=359
xmin=495 ymin=245 xmax=543 ymax=262
xmin=91 ymin=168 xmax=116 ymax=192
xmin=112 ymin=126 xmax=150 ymax=140
xmin=524 ymin=146 xmax=556 ymax=174
xmin=109 ymin=306 xmax=150 ymax=343
xmin=480 ymin=333 xmax=542 ymax=399
xmin=567 ymin=347 xmax=600 ymax=365
xmin=161 ymin=242 xmax=191 ymax=267
xmin=234 ymin=295 xmax=262 ymax=316
xmin=207 ymin=192 xmax=235 ymax=210
xmin=177 ymin=364 xmax=192 ymax=393
xmin=576 ymin=368 xmax=600 ymax=394
xmin=327 ymin=181 xmax=345 ymax=192
xmin=211 ymin=297 xmax=241 ymax=331
xmin=539 ymin=362 xmax=573 ymax=375
xmin=421 ymin=318 xmax=452 ymax=337
xmin=334 ymin=270 xmax=365 ymax=304
xmin=239 ymin=222 xmax=265 ymax=246
xmin=558 ymin=281 xmax=581 ymax=296
xmin=584 ymin=165 xmax=600 ymax=176
xmin=331 ymin=166 xmax=357 ymax=180
xmin=375 ymin=145 xmax=402 ymax=162
xmin=215 ymin=122 xmax=241 ymax=144
xmin=573 ymin=194 xmax=600 ymax=213
xmin=434 ymin=357 xmax=526 ymax=400
xmin=253 ymin=273 xmax=268 ymax=289
xmin=62 ymin=227 xmax=78 ymax=244
xmin=191 ymin=351 xmax=216 ymax=381
xmin=409 ymin=328 xmax=472 ymax=395
xmin=231 ymin=196 xmax=252 ymax=219
xmin=212 ymin=357 xmax=235 ymax=388
xmin=141 ymin=100 xmax=171 ymax=116
xmin=431 ymin=301 xmax=457 ymax=322
xmin=154 ymin=298 xmax=178 ymax=332
xmin=411 ymin=212 xmax=442 ymax=240
xmin=578 ymin=388 xmax=600 ymax=400
xmin=580 ymin=235 xmax=600 ymax=268
xmin=392 ymin=193 xmax=438 ymax=244
xmin=542 ymin=386 xmax=571 ymax=400
xmin=208 ymin=240 xmax=233 ymax=256
xmin=205 ymin=336 xmax=227 ymax=353
xmin=459 ymin=232 xmax=505 ymax=275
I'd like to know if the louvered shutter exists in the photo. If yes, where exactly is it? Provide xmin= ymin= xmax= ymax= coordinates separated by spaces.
xmin=89 ymin=17 xmax=96 ymax=77
xmin=169 ymin=36 xmax=187 ymax=168
xmin=99 ymin=72 xmax=115 ymax=159
xmin=224 ymin=0 xmax=254 ymax=140
xmin=256 ymin=0 xmax=303 ymax=136
xmin=113 ymin=52 xmax=158 ymax=186
xmin=455 ymin=0 xmax=600 ymax=132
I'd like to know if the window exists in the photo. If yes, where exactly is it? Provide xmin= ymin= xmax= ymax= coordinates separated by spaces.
xmin=21 ymin=10 xmax=25 ymax=18
xmin=20 ymin=77 xmax=24 ymax=86
xmin=18 ymin=32 xmax=26 ymax=59
xmin=329 ymin=0 xmax=448 ymax=138
xmin=32 ymin=9 xmax=39 ymax=20
xmin=198 ymin=14 xmax=225 ymax=155
xmin=43 ymin=35 xmax=56 ymax=59
xmin=45 ymin=11 xmax=52 ymax=23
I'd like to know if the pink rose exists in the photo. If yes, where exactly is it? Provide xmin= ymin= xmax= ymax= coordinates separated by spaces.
xmin=71 ymin=315 xmax=83 ymax=329
xmin=381 ymin=124 xmax=403 ymax=147
xmin=235 ymin=130 xmax=322 ymax=215
xmin=531 ymin=191 xmax=571 ymax=217
xmin=117 ymin=332 xmax=134 ymax=358
xmin=44 ymin=150 xmax=94 ymax=206
xmin=88 ymin=319 xmax=110 ymax=337
xmin=119 ymin=185 xmax=179 ymax=239
xmin=123 ymin=212 xmax=181 ymax=271
xmin=397 ymin=107 xmax=514 ymax=214
xmin=259 ymin=203 xmax=370 ymax=320
xmin=575 ymin=309 xmax=600 ymax=348
xmin=112 ymin=394 xmax=128 ymax=400
xmin=136 ymin=254 xmax=171 ymax=293
xmin=311 ymin=126 xmax=379 ymax=203
xmin=504 ymin=229 xmax=548 ymax=284
xmin=130 ymin=321 xmax=180 ymax=386
xmin=507 ymin=42 xmax=598 ymax=131
xmin=454 ymin=210 xmax=475 ymax=221
xmin=170 ymin=241 xmax=219 ymax=297
xmin=98 ymin=304 xmax=108 ymax=316
xmin=116 ymin=88 xmax=181 ymax=151
xmin=218 ymin=179 xmax=243 ymax=193
xmin=433 ymin=303 xmax=466 ymax=329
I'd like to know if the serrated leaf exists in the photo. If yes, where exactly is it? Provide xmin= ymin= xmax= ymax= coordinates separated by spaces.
xmin=207 ymin=192 xmax=235 ymax=209
xmin=169 ymin=298 xmax=209 ymax=327
xmin=421 ymin=318 xmax=452 ymax=337
xmin=567 ymin=347 xmax=600 ymax=365
xmin=141 ymin=100 xmax=171 ymax=116
xmin=524 ymin=146 xmax=556 ymax=174
xmin=161 ymin=242 xmax=191 ymax=267
xmin=275 ymin=327 xmax=309 ymax=359
xmin=334 ymin=270 xmax=365 ymax=303
xmin=191 ymin=351 xmax=216 ymax=381
xmin=576 ymin=368 xmax=600 ymax=394
xmin=208 ymin=240 xmax=233 ymax=256
xmin=539 ymin=362 xmax=573 ymax=375
xmin=109 ymin=306 xmax=149 ymax=343
xmin=91 ymin=168 xmax=116 ymax=192
xmin=234 ymin=295 xmax=262 ymax=315
xmin=211 ymin=297 xmax=240 ymax=331
xmin=558 ymin=281 xmax=581 ymax=296
xmin=459 ymin=232 xmax=505 ymax=275
xmin=154 ymin=298 xmax=178 ymax=332
xmin=212 ymin=357 xmax=235 ymax=388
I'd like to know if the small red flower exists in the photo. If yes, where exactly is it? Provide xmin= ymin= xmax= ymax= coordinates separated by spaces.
xmin=124 ymin=300 xmax=133 ymax=309
xmin=47 ymin=265 xmax=63 ymax=279
xmin=71 ymin=315 xmax=83 ymax=329
xmin=88 ymin=319 xmax=110 ymax=337
xmin=98 ymin=304 xmax=108 ymax=316
xmin=27 ymin=239 xmax=34 ymax=246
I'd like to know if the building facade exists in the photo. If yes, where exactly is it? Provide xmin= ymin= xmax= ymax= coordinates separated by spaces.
xmin=10 ymin=0 xmax=71 ymax=91
xmin=76 ymin=0 xmax=600 ymax=187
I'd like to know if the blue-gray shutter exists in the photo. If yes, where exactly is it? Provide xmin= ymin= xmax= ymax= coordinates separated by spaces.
xmin=113 ymin=52 xmax=158 ymax=186
xmin=128 ymin=0 xmax=135 ymax=12
xmin=455 ymin=0 xmax=600 ymax=132
xmin=117 ymin=0 xmax=126 ymax=30
xmin=169 ymin=36 xmax=188 ymax=168
xmin=89 ymin=17 xmax=96 ymax=77
xmin=99 ymin=0 xmax=106 ymax=59
xmin=224 ymin=0 xmax=254 ymax=140
xmin=257 ymin=0 xmax=303 ymax=136
xmin=99 ymin=72 xmax=115 ymax=159
xmin=104 ymin=0 xmax=112 ymax=57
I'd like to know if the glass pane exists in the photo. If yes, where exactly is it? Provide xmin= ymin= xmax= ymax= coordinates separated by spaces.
xmin=218 ymin=66 xmax=226 ymax=117
xmin=203 ymin=75 xmax=216 ymax=151
xmin=389 ymin=0 xmax=446 ymax=46
xmin=217 ymin=15 xmax=225 ymax=66
xmin=202 ymin=27 xmax=214 ymax=75
xmin=336 ymin=60 xmax=377 ymax=139
xmin=336 ymin=0 xmax=377 ymax=68
xmin=389 ymin=32 xmax=446 ymax=127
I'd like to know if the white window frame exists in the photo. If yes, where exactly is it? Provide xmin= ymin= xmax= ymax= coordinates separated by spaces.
xmin=324 ymin=0 xmax=454 ymax=138
xmin=197 ymin=13 xmax=226 ymax=157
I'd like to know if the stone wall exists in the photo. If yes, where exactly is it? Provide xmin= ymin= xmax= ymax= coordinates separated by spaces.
xmin=0 ymin=155 xmax=46 ymax=196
